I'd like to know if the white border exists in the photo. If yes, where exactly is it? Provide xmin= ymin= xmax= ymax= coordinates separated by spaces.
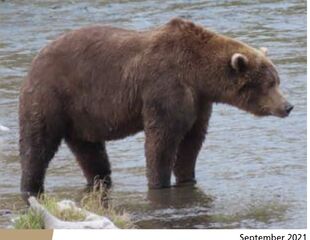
xmin=53 ymin=230 xmax=308 ymax=240
xmin=306 ymin=0 xmax=309 ymax=232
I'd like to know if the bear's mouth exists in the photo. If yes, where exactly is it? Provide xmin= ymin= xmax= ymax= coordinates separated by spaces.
xmin=270 ymin=110 xmax=290 ymax=118
xmin=248 ymin=105 xmax=272 ymax=117
xmin=251 ymin=103 xmax=291 ymax=118
xmin=252 ymin=111 xmax=272 ymax=118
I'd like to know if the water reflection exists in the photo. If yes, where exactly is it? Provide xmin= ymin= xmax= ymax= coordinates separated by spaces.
xmin=147 ymin=186 xmax=213 ymax=209
xmin=130 ymin=186 xmax=213 ymax=229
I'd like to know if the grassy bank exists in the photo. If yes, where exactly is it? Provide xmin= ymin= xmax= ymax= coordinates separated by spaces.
xmin=14 ymin=185 xmax=134 ymax=229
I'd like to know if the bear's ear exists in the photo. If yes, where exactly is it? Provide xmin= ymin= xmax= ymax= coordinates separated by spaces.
xmin=231 ymin=53 xmax=248 ymax=72
xmin=260 ymin=47 xmax=268 ymax=56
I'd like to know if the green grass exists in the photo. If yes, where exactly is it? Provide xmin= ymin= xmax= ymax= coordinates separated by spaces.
xmin=81 ymin=182 xmax=134 ymax=229
xmin=14 ymin=184 xmax=134 ymax=229
xmin=14 ymin=209 xmax=44 ymax=229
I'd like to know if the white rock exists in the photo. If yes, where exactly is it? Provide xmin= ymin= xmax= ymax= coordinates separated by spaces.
xmin=28 ymin=197 xmax=118 ymax=229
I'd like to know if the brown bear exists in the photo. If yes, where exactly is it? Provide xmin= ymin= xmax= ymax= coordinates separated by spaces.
xmin=19 ymin=18 xmax=293 ymax=202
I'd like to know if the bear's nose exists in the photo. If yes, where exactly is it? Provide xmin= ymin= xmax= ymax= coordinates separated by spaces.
xmin=285 ymin=102 xmax=294 ymax=115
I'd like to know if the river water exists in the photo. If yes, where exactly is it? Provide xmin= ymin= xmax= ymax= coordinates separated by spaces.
xmin=0 ymin=0 xmax=306 ymax=228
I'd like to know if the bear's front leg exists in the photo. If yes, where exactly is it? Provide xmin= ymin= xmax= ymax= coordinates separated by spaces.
xmin=174 ymin=102 xmax=212 ymax=186
xmin=142 ymin=83 xmax=197 ymax=188
xmin=143 ymin=102 xmax=195 ymax=188
xmin=144 ymin=127 xmax=181 ymax=188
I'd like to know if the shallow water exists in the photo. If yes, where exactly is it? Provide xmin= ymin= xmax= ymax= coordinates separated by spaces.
xmin=0 ymin=0 xmax=306 ymax=228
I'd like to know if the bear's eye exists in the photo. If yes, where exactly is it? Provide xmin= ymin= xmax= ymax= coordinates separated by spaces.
xmin=238 ymin=81 xmax=258 ymax=93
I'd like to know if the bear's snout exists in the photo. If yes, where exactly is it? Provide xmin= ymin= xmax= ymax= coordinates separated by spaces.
xmin=273 ymin=101 xmax=294 ymax=118
xmin=284 ymin=102 xmax=294 ymax=116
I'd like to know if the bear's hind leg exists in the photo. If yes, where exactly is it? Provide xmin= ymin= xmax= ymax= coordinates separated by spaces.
xmin=20 ymin=121 xmax=62 ymax=202
xmin=65 ymin=138 xmax=111 ymax=187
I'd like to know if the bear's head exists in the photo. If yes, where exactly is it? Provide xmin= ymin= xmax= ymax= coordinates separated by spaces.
xmin=163 ymin=18 xmax=293 ymax=118
xmin=205 ymin=37 xmax=293 ymax=118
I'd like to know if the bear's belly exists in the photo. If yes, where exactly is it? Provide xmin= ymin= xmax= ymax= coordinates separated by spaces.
xmin=102 ymin=117 xmax=144 ymax=141
xmin=69 ymin=114 xmax=144 ymax=142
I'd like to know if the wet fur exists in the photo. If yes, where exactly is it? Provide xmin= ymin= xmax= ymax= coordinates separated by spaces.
xmin=19 ymin=18 xmax=280 ymax=201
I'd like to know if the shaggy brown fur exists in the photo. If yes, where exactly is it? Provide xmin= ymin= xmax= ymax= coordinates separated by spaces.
xmin=19 ymin=18 xmax=293 ymax=201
